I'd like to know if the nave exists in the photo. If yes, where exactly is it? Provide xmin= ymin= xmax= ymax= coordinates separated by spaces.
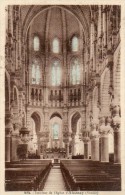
xmin=43 ymin=165 xmax=66 ymax=191
xmin=5 ymin=159 xmax=121 ymax=191
xmin=4 ymin=4 xmax=122 ymax=192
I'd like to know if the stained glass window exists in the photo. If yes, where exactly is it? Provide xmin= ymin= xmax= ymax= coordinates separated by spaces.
xmin=52 ymin=59 xmax=61 ymax=86
xmin=33 ymin=36 xmax=40 ymax=51
xmin=70 ymin=58 xmax=80 ymax=85
xmin=52 ymin=38 xmax=59 ymax=53
xmin=32 ymin=59 xmax=41 ymax=84
xmin=72 ymin=36 xmax=79 ymax=52
xmin=53 ymin=123 xmax=59 ymax=140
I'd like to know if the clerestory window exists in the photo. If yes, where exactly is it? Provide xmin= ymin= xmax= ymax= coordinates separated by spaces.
xmin=32 ymin=59 xmax=41 ymax=85
xmin=70 ymin=58 xmax=80 ymax=85
xmin=51 ymin=59 xmax=61 ymax=86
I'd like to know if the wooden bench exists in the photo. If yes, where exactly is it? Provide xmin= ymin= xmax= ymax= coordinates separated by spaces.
xmin=60 ymin=160 xmax=121 ymax=191
xmin=5 ymin=160 xmax=52 ymax=191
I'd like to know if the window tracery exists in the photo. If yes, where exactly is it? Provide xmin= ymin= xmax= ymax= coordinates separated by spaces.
xmin=53 ymin=123 xmax=59 ymax=140
xmin=70 ymin=58 xmax=80 ymax=85
xmin=32 ymin=59 xmax=41 ymax=85
xmin=51 ymin=59 xmax=61 ymax=86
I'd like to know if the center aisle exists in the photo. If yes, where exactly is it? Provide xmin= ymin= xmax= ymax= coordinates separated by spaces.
xmin=43 ymin=165 xmax=66 ymax=191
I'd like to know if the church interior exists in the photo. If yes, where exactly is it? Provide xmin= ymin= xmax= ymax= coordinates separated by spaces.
xmin=5 ymin=5 xmax=121 ymax=191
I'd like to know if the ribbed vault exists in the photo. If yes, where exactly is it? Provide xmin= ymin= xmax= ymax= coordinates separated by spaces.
xmin=21 ymin=5 xmax=91 ymax=41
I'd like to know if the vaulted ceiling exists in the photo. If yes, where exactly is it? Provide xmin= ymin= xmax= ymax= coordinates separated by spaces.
xmin=20 ymin=5 xmax=91 ymax=42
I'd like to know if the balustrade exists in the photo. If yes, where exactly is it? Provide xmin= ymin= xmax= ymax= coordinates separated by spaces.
xmin=49 ymin=89 xmax=63 ymax=107
xmin=68 ymin=87 xmax=81 ymax=107
xmin=30 ymin=86 xmax=43 ymax=106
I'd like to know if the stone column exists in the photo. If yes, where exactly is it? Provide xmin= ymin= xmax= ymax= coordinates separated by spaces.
xmin=5 ymin=130 xmax=11 ymax=162
xmin=66 ymin=142 xmax=69 ymax=158
xmin=84 ymin=141 xmax=89 ymax=159
xmin=37 ymin=136 xmax=40 ymax=156
xmin=39 ymin=131 xmax=49 ymax=158
xmin=71 ymin=133 xmax=75 ymax=156
xmin=11 ymin=131 xmax=20 ymax=161
xmin=112 ymin=106 xmax=121 ymax=163
xmin=99 ymin=117 xmax=112 ymax=162
xmin=83 ymin=131 xmax=90 ymax=159
xmin=90 ymin=123 xmax=100 ymax=161
xmin=98 ymin=5 xmax=102 ymax=39
xmin=102 ymin=5 xmax=107 ymax=46
xmin=5 ymin=113 xmax=13 ymax=162
xmin=90 ymin=20 xmax=94 ymax=60
xmin=63 ymin=131 xmax=71 ymax=158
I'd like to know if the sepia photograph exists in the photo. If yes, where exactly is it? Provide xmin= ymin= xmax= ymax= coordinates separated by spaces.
xmin=0 ymin=0 xmax=125 ymax=194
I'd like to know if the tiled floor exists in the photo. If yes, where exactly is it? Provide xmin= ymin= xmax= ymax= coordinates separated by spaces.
xmin=43 ymin=165 xmax=66 ymax=191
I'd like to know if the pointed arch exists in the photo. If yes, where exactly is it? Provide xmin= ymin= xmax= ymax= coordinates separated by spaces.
xmin=31 ymin=112 xmax=41 ymax=133
xmin=50 ymin=112 xmax=62 ymax=120
xmin=71 ymin=111 xmax=81 ymax=134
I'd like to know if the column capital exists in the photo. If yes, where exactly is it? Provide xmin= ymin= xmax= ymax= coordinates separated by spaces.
xmin=19 ymin=126 xmax=30 ymax=144
xmin=83 ymin=137 xmax=90 ymax=143
xmin=39 ymin=131 xmax=49 ymax=142
xmin=5 ymin=112 xmax=13 ymax=136
xmin=112 ymin=105 xmax=121 ymax=132
xmin=82 ymin=131 xmax=90 ymax=143
xmin=63 ymin=131 xmax=72 ymax=143
xmin=90 ymin=130 xmax=100 ymax=140
xmin=71 ymin=132 xmax=75 ymax=139
xmin=66 ymin=142 xmax=70 ymax=146
xmin=99 ymin=116 xmax=113 ymax=137
xmin=90 ymin=119 xmax=99 ymax=131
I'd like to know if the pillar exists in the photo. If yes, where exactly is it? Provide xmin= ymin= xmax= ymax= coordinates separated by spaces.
xmin=37 ymin=136 xmax=40 ymax=156
xmin=91 ymin=137 xmax=99 ymax=161
xmin=90 ymin=123 xmax=100 ymax=161
xmin=99 ymin=117 xmax=112 ymax=162
xmin=100 ymin=136 xmax=109 ymax=162
xmin=84 ymin=141 xmax=89 ymax=159
xmin=98 ymin=5 xmax=102 ymax=39
xmin=112 ymin=105 xmax=121 ymax=163
xmin=71 ymin=135 xmax=75 ymax=156
xmin=66 ymin=142 xmax=69 ymax=158
xmin=11 ymin=133 xmax=20 ymax=161
xmin=71 ymin=143 xmax=74 ymax=156
xmin=11 ymin=122 xmax=21 ymax=161
xmin=5 ymin=130 xmax=11 ymax=162
xmin=102 ymin=5 xmax=107 ymax=46
xmin=5 ymin=113 xmax=13 ymax=162
xmin=114 ymin=130 xmax=120 ymax=163
xmin=83 ymin=131 xmax=90 ymax=159
xmin=90 ymin=20 xmax=94 ymax=60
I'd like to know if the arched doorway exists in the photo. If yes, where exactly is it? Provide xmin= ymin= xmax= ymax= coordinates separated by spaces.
xmin=47 ymin=112 xmax=65 ymax=159
xmin=28 ymin=112 xmax=41 ymax=157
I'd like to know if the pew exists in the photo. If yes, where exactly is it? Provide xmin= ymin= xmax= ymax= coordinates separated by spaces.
xmin=60 ymin=160 xmax=121 ymax=191
xmin=5 ymin=160 xmax=52 ymax=191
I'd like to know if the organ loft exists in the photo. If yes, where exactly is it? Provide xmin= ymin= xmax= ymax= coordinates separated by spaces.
xmin=5 ymin=5 xmax=121 ymax=191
